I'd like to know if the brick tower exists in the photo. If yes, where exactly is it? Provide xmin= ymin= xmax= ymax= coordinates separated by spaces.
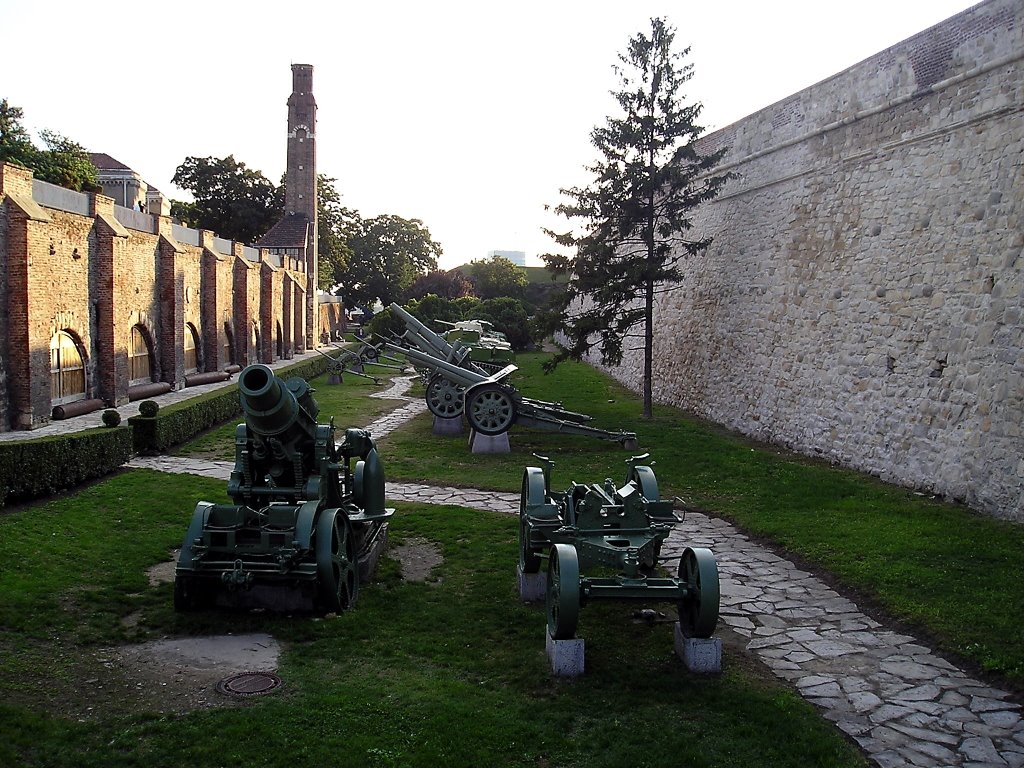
xmin=286 ymin=63 xmax=318 ymax=346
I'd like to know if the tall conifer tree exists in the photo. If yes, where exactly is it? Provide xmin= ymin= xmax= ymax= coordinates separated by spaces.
xmin=542 ymin=18 xmax=731 ymax=417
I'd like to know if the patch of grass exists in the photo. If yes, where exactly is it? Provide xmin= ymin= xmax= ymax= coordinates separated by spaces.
xmin=380 ymin=352 xmax=1024 ymax=689
xmin=0 ymin=475 xmax=864 ymax=767
xmin=175 ymin=368 xmax=410 ymax=461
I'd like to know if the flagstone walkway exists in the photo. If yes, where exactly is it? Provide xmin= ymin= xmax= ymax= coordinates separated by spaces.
xmin=125 ymin=374 xmax=1024 ymax=768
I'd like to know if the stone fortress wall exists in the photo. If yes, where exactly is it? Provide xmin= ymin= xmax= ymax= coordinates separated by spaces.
xmin=593 ymin=0 xmax=1024 ymax=520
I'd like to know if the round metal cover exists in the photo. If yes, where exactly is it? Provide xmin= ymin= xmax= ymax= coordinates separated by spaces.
xmin=216 ymin=671 xmax=282 ymax=698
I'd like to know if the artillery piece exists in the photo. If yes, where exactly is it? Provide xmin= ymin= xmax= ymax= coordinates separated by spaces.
xmin=385 ymin=303 xmax=638 ymax=447
xmin=435 ymin=318 xmax=515 ymax=372
xmin=315 ymin=342 xmax=407 ymax=385
xmin=174 ymin=364 xmax=393 ymax=612
xmin=519 ymin=455 xmax=719 ymax=640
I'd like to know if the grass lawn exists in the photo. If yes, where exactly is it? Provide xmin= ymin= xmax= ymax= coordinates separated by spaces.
xmin=378 ymin=352 xmax=1024 ymax=690
xmin=0 ymin=471 xmax=864 ymax=767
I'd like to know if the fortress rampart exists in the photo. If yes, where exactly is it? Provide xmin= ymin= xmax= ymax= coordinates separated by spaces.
xmin=592 ymin=0 xmax=1024 ymax=519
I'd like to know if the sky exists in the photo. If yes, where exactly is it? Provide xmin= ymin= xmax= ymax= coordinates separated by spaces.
xmin=2 ymin=0 xmax=979 ymax=268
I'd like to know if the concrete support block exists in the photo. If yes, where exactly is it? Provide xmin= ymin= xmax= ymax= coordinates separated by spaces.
xmin=546 ymin=629 xmax=584 ymax=677
xmin=674 ymin=623 xmax=722 ymax=673
xmin=468 ymin=430 xmax=510 ymax=454
xmin=517 ymin=564 xmax=546 ymax=602
xmin=432 ymin=414 xmax=464 ymax=436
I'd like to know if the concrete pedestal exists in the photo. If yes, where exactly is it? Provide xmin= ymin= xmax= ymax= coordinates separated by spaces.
xmin=546 ymin=629 xmax=585 ymax=677
xmin=327 ymin=374 xmax=342 ymax=385
xmin=468 ymin=430 xmax=511 ymax=454
xmin=517 ymin=565 xmax=546 ymax=602
xmin=432 ymin=415 xmax=464 ymax=436
xmin=674 ymin=623 xmax=722 ymax=673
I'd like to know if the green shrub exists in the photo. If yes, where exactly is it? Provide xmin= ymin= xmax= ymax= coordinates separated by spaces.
xmin=101 ymin=409 xmax=121 ymax=427
xmin=138 ymin=400 xmax=159 ymax=417
xmin=0 ymin=428 xmax=132 ymax=506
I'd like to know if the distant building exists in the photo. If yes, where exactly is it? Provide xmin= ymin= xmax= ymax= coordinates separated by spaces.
xmin=487 ymin=249 xmax=526 ymax=266
xmin=88 ymin=152 xmax=170 ymax=215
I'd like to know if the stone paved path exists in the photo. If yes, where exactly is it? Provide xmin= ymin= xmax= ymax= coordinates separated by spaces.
xmin=125 ymin=374 xmax=1024 ymax=767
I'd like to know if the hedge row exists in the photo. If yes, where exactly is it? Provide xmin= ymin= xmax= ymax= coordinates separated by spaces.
xmin=129 ymin=355 xmax=333 ymax=455
xmin=0 ymin=427 xmax=133 ymax=506
xmin=1 ymin=355 xmax=334 ymax=506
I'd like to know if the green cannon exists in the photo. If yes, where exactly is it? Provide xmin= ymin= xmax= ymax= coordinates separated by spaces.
xmin=519 ymin=455 xmax=719 ymax=640
xmin=385 ymin=303 xmax=638 ymax=447
xmin=174 ymin=364 xmax=393 ymax=612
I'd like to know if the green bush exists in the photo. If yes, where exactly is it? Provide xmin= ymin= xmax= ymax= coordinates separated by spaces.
xmin=138 ymin=400 xmax=159 ymax=418
xmin=469 ymin=297 xmax=532 ymax=350
xmin=101 ymin=409 xmax=121 ymax=427
xmin=0 ymin=427 xmax=132 ymax=506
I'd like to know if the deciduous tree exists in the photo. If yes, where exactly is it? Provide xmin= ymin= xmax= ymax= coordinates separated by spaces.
xmin=541 ymin=17 xmax=731 ymax=417
xmin=468 ymin=256 xmax=527 ymax=300
xmin=171 ymin=155 xmax=283 ymax=244
xmin=338 ymin=215 xmax=442 ymax=308
xmin=0 ymin=100 xmax=98 ymax=192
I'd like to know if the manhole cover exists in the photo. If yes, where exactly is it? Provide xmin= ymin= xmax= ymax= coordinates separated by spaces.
xmin=216 ymin=672 xmax=282 ymax=698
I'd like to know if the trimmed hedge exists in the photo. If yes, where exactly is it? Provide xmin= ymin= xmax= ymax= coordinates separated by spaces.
xmin=0 ymin=427 xmax=133 ymax=506
xmin=129 ymin=355 xmax=332 ymax=455
xmin=0 ymin=355 xmax=334 ymax=506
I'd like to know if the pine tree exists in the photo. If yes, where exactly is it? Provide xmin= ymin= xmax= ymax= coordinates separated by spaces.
xmin=541 ymin=18 xmax=732 ymax=418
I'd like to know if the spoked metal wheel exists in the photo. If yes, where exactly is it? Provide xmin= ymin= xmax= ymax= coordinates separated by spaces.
xmin=546 ymin=543 xmax=580 ymax=639
xmin=677 ymin=547 xmax=720 ymax=638
xmin=426 ymin=374 xmax=466 ymax=418
xmin=466 ymin=384 xmax=517 ymax=435
xmin=519 ymin=467 xmax=547 ymax=573
xmin=316 ymin=508 xmax=359 ymax=613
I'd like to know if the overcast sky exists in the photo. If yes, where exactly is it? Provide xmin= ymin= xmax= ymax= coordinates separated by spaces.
xmin=2 ymin=0 xmax=978 ymax=268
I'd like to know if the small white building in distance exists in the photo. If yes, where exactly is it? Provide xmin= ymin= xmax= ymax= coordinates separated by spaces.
xmin=487 ymin=249 xmax=526 ymax=266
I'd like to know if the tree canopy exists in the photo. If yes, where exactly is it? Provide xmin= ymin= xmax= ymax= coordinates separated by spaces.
xmin=467 ymin=256 xmax=528 ymax=300
xmin=337 ymin=214 xmax=442 ymax=308
xmin=171 ymin=155 xmax=283 ymax=244
xmin=0 ymin=99 xmax=99 ymax=192
xmin=540 ymin=17 xmax=731 ymax=417
xmin=404 ymin=269 xmax=474 ymax=301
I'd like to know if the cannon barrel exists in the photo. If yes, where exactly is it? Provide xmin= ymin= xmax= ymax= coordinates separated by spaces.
xmin=238 ymin=364 xmax=319 ymax=439
xmin=388 ymin=302 xmax=455 ymax=357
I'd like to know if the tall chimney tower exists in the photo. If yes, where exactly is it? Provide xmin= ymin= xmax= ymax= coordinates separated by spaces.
xmin=286 ymin=63 xmax=318 ymax=345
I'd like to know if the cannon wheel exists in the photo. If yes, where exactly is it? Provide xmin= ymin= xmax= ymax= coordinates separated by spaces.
xmin=519 ymin=467 xmax=548 ymax=573
xmin=629 ymin=465 xmax=660 ymax=501
xmin=316 ymin=508 xmax=359 ymax=613
xmin=547 ymin=543 xmax=580 ymax=639
xmin=678 ymin=547 xmax=720 ymax=638
xmin=426 ymin=374 xmax=466 ymax=418
xmin=466 ymin=384 xmax=517 ymax=435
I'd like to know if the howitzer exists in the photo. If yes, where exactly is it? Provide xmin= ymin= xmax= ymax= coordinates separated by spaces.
xmin=384 ymin=303 xmax=638 ymax=446
xmin=174 ymin=364 xmax=393 ymax=612
xmin=519 ymin=455 xmax=719 ymax=640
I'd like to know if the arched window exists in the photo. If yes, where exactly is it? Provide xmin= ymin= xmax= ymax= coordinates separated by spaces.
xmin=223 ymin=322 xmax=235 ymax=366
xmin=184 ymin=323 xmax=201 ymax=374
xmin=129 ymin=325 xmax=154 ymax=384
xmin=50 ymin=330 xmax=86 ymax=404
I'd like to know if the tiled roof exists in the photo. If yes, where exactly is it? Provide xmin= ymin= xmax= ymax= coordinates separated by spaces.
xmin=256 ymin=213 xmax=310 ymax=248
xmin=88 ymin=153 xmax=134 ymax=171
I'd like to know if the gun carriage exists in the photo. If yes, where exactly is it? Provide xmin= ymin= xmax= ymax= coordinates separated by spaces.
xmin=519 ymin=455 xmax=719 ymax=640
xmin=174 ymin=364 xmax=393 ymax=612
xmin=385 ymin=303 xmax=638 ymax=447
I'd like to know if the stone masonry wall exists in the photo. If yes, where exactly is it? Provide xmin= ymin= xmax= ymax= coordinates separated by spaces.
xmin=593 ymin=0 xmax=1024 ymax=520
